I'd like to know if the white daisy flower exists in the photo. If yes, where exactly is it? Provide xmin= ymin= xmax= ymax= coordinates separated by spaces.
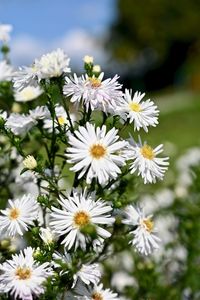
xmin=116 ymin=89 xmax=159 ymax=132
xmin=0 ymin=194 xmax=39 ymax=236
xmin=13 ymin=63 xmax=39 ymax=91
xmin=126 ymin=137 xmax=169 ymax=184
xmin=66 ymin=122 xmax=127 ymax=185
xmin=0 ymin=24 xmax=12 ymax=42
xmin=123 ymin=205 xmax=160 ymax=255
xmin=75 ymin=282 xmax=119 ymax=300
xmin=14 ymin=85 xmax=43 ymax=102
xmin=50 ymin=189 xmax=115 ymax=250
xmin=63 ymin=73 xmax=123 ymax=113
xmin=74 ymin=264 xmax=101 ymax=287
xmin=29 ymin=106 xmax=50 ymax=121
xmin=37 ymin=48 xmax=70 ymax=79
xmin=0 ymin=60 xmax=14 ymax=81
xmin=0 ymin=247 xmax=52 ymax=300
xmin=5 ymin=113 xmax=36 ymax=135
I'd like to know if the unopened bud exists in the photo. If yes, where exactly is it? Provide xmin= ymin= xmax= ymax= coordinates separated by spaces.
xmin=83 ymin=55 xmax=94 ymax=64
xmin=23 ymin=155 xmax=37 ymax=170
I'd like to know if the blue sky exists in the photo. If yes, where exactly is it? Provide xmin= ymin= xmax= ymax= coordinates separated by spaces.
xmin=0 ymin=0 xmax=116 ymax=67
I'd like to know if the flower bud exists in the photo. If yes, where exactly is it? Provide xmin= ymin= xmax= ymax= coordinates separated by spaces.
xmin=93 ymin=65 xmax=101 ymax=73
xmin=83 ymin=55 xmax=94 ymax=64
xmin=23 ymin=155 xmax=37 ymax=170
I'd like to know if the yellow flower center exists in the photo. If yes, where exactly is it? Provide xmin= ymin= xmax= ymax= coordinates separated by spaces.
xmin=129 ymin=102 xmax=141 ymax=112
xmin=15 ymin=267 xmax=32 ymax=280
xmin=92 ymin=292 xmax=104 ymax=300
xmin=140 ymin=145 xmax=154 ymax=160
xmin=9 ymin=208 xmax=20 ymax=220
xmin=89 ymin=77 xmax=102 ymax=88
xmin=57 ymin=116 xmax=66 ymax=125
xmin=74 ymin=211 xmax=90 ymax=227
xmin=141 ymin=218 xmax=154 ymax=232
xmin=90 ymin=144 xmax=106 ymax=159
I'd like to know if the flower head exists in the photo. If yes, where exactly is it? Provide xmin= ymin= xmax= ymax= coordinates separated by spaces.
xmin=37 ymin=48 xmax=70 ymax=79
xmin=66 ymin=122 xmax=127 ymax=185
xmin=0 ymin=247 xmax=52 ymax=300
xmin=0 ymin=24 xmax=12 ymax=42
xmin=23 ymin=155 xmax=37 ymax=170
xmin=63 ymin=73 xmax=123 ymax=113
xmin=0 ymin=194 xmax=39 ymax=236
xmin=116 ymin=89 xmax=159 ymax=132
xmin=126 ymin=137 xmax=169 ymax=184
xmin=123 ymin=205 xmax=160 ymax=255
xmin=50 ymin=189 xmax=114 ymax=250
xmin=13 ymin=64 xmax=39 ymax=91
xmin=0 ymin=60 xmax=14 ymax=81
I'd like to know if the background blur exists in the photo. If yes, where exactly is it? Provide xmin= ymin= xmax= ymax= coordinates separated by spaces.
xmin=1 ymin=1 xmax=200 ymax=299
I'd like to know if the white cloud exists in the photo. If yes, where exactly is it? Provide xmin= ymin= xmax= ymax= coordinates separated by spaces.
xmin=9 ymin=29 xmax=107 ymax=71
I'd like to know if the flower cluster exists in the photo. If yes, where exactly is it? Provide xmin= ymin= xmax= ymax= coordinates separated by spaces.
xmin=0 ymin=26 xmax=170 ymax=300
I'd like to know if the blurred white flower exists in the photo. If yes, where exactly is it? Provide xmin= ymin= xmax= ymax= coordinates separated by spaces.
xmin=63 ymin=73 xmax=123 ymax=113
xmin=116 ymin=89 xmax=159 ymax=132
xmin=5 ymin=113 xmax=36 ymax=135
xmin=0 ymin=61 xmax=14 ymax=81
xmin=0 ymin=24 xmax=12 ymax=42
xmin=13 ymin=63 xmax=39 ymax=91
xmin=29 ymin=105 xmax=50 ymax=121
xmin=123 ymin=205 xmax=160 ymax=255
xmin=14 ymin=85 xmax=43 ymax=102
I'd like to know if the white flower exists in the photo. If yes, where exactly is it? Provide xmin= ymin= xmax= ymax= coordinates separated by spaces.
xmin=13 ymin=64 xmax=39 ymax=91
xmin=14 ymin=85 xmax=43 ymax=102
xmin=50 ymin=189 xmax=115 ymax=250
xmin=75 ymin=282 xmax=119 ymax=300
xmin=0 ymin=194 xmax=39 ymax=236
xmin=37 ymin=48 xmax=70 ymax=79
xmin=0 ymin=24 xmax=12 ymax=42
xmin=43 ymin=105 xmax=69 ymax=132
xmin=0 ymin=60 xmax=14 ymax=81
xmin=123 ymin=205 xmax=160 ymax=255
xmin=116 ymin=89 xmax=159 ymax=132
xmin=5 ymin=113 xmax=36 ymax=135
xmin=74 ymin=264 xmax=101 ymax=287
xmin=66 ymin=122 xmax=127 ymax=185
xmin=29 ymin=106 xmax=50 ymax=121
xmin=126 ymin=137 xmax=169 ymax=184
xmin=0 ymin=247 xmax=52 ymax=300
xmin=23 ymin=155 xmax=37 ymax=170
xmin=63 ymin=73 xmax=123 ymax=113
